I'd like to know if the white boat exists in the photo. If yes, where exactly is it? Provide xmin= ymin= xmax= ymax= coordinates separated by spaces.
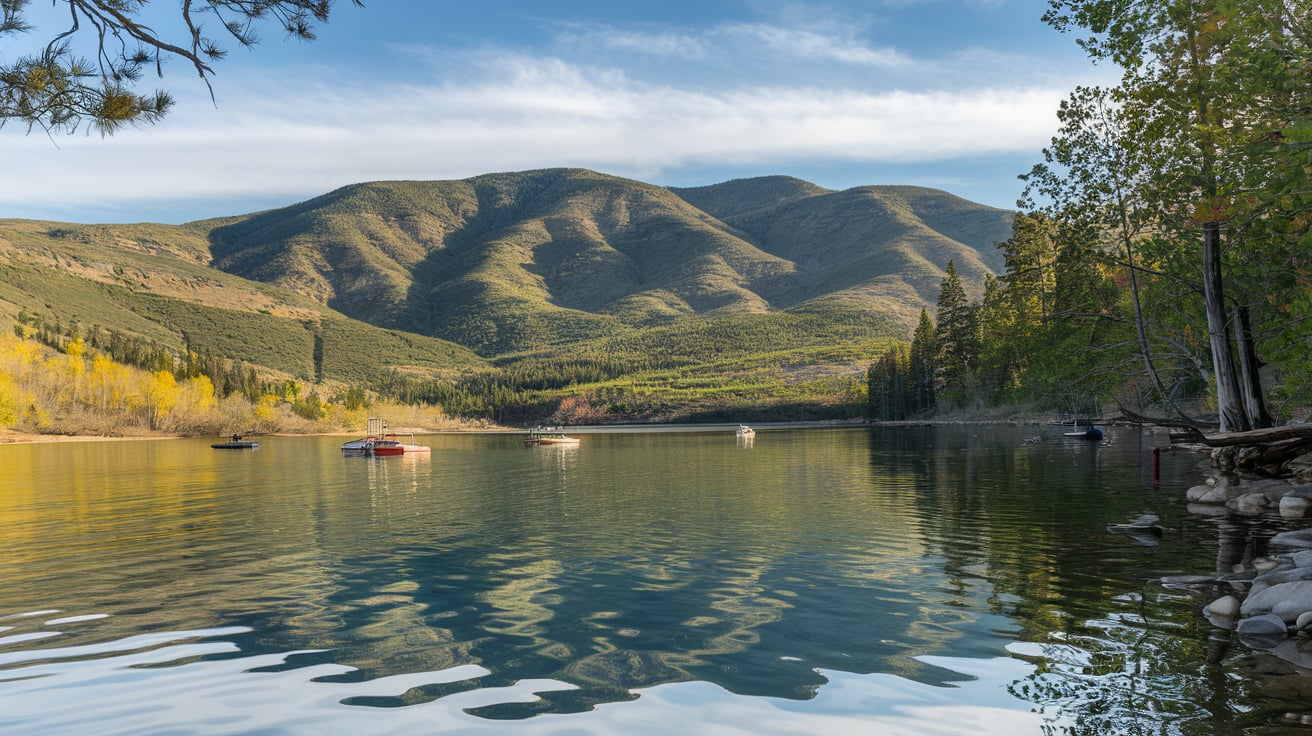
xmin=1062 ymin=419 xmax=1104 ymax=441
xmin=736 ymin=425 xmax=755 ymax=439
xmin=342 ymin=418 xmax=431 ymax=456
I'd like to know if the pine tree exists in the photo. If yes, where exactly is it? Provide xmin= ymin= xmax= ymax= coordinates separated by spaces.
xmin=908 ymin=308 xmax=937 ymax=414
xmin=934 ymin=261 xmax=980 ymax=406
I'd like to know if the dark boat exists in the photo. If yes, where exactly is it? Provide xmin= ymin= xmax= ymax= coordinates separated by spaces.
xmin=213 ymin=434 xmax=259 ymax=449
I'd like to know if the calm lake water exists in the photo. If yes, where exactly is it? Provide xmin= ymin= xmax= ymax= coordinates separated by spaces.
xmin=3 ymin=425 xmax=1312 ymax=735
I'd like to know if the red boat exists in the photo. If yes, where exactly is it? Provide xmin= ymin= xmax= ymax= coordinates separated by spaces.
xmin=341 ymin=418 xmax=431 ymax=457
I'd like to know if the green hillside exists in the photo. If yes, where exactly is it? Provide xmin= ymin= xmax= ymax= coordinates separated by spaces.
xmin=0 ymin=219 xmax=486 ymax=385
xmin=204 ymin=169 xmax=1012 ymax=357
xmin=0 ymin=168 xmax=1015 ymax=422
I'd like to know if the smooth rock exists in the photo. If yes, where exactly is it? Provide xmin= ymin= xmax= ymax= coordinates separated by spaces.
xmin=1251 ymin=566 xmax=1312 ymax=592
xmin=1272 ymin=529 xmax=1312 ymax=550
xmin=1247 ymin=478 xmax=1294 ymax=501
xmin=1205 ymin=595 xmax=1241 ymax=619
xmin=1298 ymin=611 xmax=1312 ymax=632
xmin=1228 ymin=492 xmax=1270 ymax=516
xmin=1255 ymin=557 xmax=1283 ymax=573
xmin=1293 ymin=551 xmax=1312 ymax=569
xmin=1237 ymin=613 xmax=1290 ymax=649
xmin=1281 ymin=496 xmax=1311 ymax=519
xmin=1189 ymin=477 xmax=1241 ymax=505
xmin=1240 ymin=581 xmax=1312 ymax=623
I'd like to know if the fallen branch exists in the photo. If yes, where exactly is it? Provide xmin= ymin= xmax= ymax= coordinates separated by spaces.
xmin=1202 ymin=425 xmax=1312 ymax=447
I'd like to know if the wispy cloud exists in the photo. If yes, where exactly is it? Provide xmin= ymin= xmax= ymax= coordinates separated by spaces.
xmin=553 ymin=20 xmax=909 ymax=69
xmin=0 ymin=53 xmax=1068 ymax=221
xmin=555 ymin=24 xmax=710 ymax=59
xmin=720 ymin=24 xmax=910 ymax=67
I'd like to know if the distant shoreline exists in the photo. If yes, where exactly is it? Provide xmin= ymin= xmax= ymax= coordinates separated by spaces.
xmin=0 ymin=416 xmax=1076 ymax=445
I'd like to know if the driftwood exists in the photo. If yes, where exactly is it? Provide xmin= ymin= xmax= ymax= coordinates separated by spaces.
xmin=1117 ymin=405 xmax=1212 ymax=432
xmin=1119 ymin=405 xmax=1312 ymax=475
xmin=1200 ymin=426 xmax=1312 ymax=476
xmin=1200 ymin=425 xmax=1312 ymax=447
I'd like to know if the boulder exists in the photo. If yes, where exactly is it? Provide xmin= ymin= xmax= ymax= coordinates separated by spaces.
xmin=1189 ymin=478 xmax=1243 ymax=505
xmin=1272 ymin=529 xmax=1312 ymax=550
xmin=1246 ymin=478 xmax=1295 ymax=501
xmin=1254 ymin=557 xmax=1285 ymax=573
xmin=1237 ymin=613 xmax=1290 ymax=649
xmin=1228 ymin=492 xmax=1270 ymax=516
xmin=1293 ymin=551 xmax=1312 ymax=569
xmin=1251 ymin=566 xmax=1312 ymax=590
xmin=1298 ymin=611 xmax=1312 ymax=633
xmin=1205 ymin=595 xmax=1241 ymax=619
xmin=1281 ymin=496 xmax=1311 ymax=519
xmin=1240 ymin=581 xmax=1312 ymax=623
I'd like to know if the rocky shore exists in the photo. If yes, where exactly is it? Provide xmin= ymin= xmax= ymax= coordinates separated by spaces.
xmin=1163 ymin=447 xmax=1312 ymax=670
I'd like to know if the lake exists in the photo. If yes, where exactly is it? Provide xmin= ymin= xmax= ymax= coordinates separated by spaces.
xmin=2 ymin=424 xmax=1311 ymax=735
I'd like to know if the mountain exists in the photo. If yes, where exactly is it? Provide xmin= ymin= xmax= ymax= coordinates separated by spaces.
xmin=0 ymin=219 xmax=485 ymax=385
xmin=204 ymin=168 xmax=1012 ymax=356
xmin=1 ymin=169 xmax=1014 ymax=405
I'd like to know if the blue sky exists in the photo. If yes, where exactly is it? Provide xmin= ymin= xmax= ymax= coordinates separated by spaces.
xmin=1 ymin=1 xmax=1112 ymax=223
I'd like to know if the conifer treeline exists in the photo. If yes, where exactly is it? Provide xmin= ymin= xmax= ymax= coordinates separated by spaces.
xmin=866 ymin=213 xmax=1132 ymax=420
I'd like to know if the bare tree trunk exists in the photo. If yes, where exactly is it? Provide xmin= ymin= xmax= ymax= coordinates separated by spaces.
xmin=1203 ymin=222 xmax=1248 ymax=431
xmin=1235 ymin=305 xmax=1273 ymax=429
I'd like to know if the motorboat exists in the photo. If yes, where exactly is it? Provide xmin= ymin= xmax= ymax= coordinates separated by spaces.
xmin=1063 ymin=420 xmax=1104 ymax=441
xmin=524 ymin=427 xmax=580 ymax=446
xmin=342 ymin=418 xmax=431 ymax=456
xmin=736 ymin=425 xmax=756 ymax=440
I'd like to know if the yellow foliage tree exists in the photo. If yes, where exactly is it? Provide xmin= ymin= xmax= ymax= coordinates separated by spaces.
xmin=87 ymin=354 xmax=133 ymax=414
xmin=0 ymin=372 xmax=19 ymax=426
xmin=142 ymin=370 xmax=178 ymax=430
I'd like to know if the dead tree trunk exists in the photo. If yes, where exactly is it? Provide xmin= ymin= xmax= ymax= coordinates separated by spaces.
xmin=1202 ymin=221 xmax=1248 ymax=432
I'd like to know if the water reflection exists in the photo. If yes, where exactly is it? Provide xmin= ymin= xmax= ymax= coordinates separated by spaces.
xmin=0 ymin=607 xmax=1054 ymax=735
xmin=0 ymin=427 xmax=1300 ymax=733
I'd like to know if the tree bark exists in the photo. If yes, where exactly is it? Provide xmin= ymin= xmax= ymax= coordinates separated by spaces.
xmin=1202 ymin=221 xmax=1248 ymax=432
xmin=1235 ymin=305 xmax=1273 ymax=429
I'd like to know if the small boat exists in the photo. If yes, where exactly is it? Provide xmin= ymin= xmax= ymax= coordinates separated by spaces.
xmin=342 ymin=418 xmax=431 ymax=457
xmin=212 ymin=441 xmax=259 ymax=449
xmin=524 ymin=427 xmax=580 ymax=446
xmin=736 ymin=425 xmax=755 ymax=440
xmin=213 ymin=434 xmax=258 ymax=449
xmin=1063 ymin=421 xmax=1104 ymax=441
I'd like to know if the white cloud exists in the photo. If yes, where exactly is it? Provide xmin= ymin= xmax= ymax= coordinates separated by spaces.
xmin=556 ymin=24 xmax=710 ymax=60
xmin=0 ymin=52 xmax=1070 ymax=222
xmin=720 ymin=24 xmax=910 ymax=67
xmin=553 ymin=20 xmax=909 ymax=69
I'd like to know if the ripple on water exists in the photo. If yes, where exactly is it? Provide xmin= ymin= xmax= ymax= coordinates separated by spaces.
xmin=0 ymin=615 xmax=1056 ymax=735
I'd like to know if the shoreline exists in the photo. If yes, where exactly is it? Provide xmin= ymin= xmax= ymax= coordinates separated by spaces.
xmin=0 ymin=415 xmax=1078 ymax=446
